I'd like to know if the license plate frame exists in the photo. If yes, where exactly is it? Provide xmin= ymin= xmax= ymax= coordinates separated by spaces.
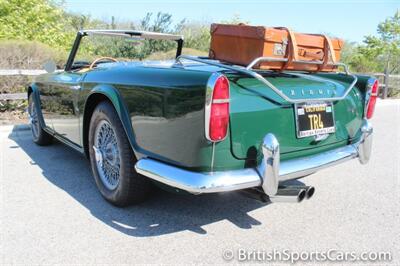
xmin=295 ymin=102 xmax=335 ymax=138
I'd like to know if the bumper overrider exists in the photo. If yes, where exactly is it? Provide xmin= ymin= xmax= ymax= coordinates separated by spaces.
xmin=135 ymin=119 xmax=373 ymax=203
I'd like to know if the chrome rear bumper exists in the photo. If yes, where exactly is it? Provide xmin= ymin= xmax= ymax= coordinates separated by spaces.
xmin=135 ymin=119 xmax=373 ymax=196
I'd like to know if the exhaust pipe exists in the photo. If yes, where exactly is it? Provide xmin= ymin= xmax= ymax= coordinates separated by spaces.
xmin=269 ymin=187 xmax=307 ymax=203
xmin=239 ymin=186 xmax=314 ymax=203
xmin=305 ymin=186 xmax=315 ymax=199
xmin=240 ymin=187 xmax=307 ymax=203
xmin=282 ymin=186 xmax=315 ymax=200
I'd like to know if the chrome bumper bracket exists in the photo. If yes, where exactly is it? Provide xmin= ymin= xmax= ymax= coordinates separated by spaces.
xmin=260 ymin=133 xmax=280 ymax=196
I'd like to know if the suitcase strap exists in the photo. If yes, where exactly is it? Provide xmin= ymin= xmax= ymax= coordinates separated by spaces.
xmin=275 ymin=27 xmax=299 ymax=71
xmin=319 ymin=34 xmax=337 ymax=71
xmin=275 ymin=28 xmax=337 ymax=71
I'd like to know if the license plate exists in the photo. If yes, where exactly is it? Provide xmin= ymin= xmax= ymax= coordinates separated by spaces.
xmin=295 ymin=102 xmax=335 ymax=138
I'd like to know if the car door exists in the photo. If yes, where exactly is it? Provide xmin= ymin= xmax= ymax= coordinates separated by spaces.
xmin=47 ymin=71 xmax=85 ymax=146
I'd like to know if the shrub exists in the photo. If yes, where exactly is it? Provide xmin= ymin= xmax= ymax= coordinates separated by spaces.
xmin=0 ymin=40 xmax=68 ymax=94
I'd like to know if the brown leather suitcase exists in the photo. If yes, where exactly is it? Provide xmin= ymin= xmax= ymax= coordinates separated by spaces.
xmin=209 ymin=23 xmax=343 ymax=72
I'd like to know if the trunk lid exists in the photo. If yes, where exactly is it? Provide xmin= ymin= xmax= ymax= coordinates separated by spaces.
xmin=228 ymin=73 xmax=364 ymax=159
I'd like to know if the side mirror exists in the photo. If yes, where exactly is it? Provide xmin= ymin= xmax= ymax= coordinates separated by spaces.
xmin=43 ymin=61 xmax=57 ymax=73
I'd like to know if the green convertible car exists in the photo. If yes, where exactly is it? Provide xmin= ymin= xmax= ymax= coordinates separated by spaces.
xmin=28 ymin=30 xmax=377 ymax=206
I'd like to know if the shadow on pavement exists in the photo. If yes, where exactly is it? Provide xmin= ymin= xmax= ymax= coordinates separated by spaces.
xmin=8 ymin=125 xmax=302 ymax=237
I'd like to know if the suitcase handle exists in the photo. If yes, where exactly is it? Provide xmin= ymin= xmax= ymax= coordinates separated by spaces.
xmin=274 ymin=28 xmax=337 ymax=72
xmin=298 ymin=49 xmax=324 ymax=60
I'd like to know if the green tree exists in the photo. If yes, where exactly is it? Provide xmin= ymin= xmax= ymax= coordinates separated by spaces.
xmin=178 ymin=22 xmax=210 ymax=52
xmin=66 ymin=13 xmax=107 ymax=31
xmin=137 ymin=12 xmax=177 ymax=59
xmin=69 ymin=14 xmax=92 ymax=31
xmin=0 ymin=0 xmax=72 ymax=48
xmin=364 ymin=10 xmax=400 ymax=74
xmin=342 ymin=41 xmax=381 ymax=73
xmin=220 ymin=14 xmax=250 ymax=25
xmin=344 ymin=10 xmax=400 ymax=75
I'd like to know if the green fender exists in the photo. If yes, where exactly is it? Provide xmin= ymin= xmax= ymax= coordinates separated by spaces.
xmin=84 ymin=85 xmax=140 ymax=157
xmin=84 ymin=85 xmax=181 ymax=164
xmin=27 ymin=84 xmax=50 ymax=133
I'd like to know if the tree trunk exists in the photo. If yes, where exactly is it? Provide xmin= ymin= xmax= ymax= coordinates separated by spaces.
xmin=383 ymin=55 xmax=390 ymax=99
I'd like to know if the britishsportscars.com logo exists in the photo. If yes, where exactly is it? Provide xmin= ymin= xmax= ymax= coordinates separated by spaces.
xmin=222 ymin=248 xmax=392 ymax=263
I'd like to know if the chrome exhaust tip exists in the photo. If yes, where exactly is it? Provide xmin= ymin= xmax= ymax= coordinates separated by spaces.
xmin=269 ymin=187 xmax=307 ymax=203
xmin=279 ymin=185 xmax=315 ymax=200
xmin=240 ymin=186 xmax=313 ymax=203
xmin=305 ymin=186 xmax=315 ymax=199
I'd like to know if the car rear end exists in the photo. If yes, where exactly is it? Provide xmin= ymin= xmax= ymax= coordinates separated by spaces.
xmin=135 ymin=57 xmax=377 ymax=203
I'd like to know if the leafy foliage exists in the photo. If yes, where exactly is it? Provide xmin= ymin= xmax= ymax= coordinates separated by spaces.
xmin=343 ymin=11 xmax=400 ymax=74
xmin=0 ymin=0 xmax=398 ymax=83
xmin=0 ymin=0 xmax=73 ymax=48
xmin=179 ymin=22 xmax=210 ymax=52
xmin=137 ymin=12 xmax=182 ymax=59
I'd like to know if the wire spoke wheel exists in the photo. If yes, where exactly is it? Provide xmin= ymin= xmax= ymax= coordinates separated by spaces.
xmin=93 ymin=120 xmax=121 ymax=190
xmin=89 ymin=101 xmax=151 ymax=206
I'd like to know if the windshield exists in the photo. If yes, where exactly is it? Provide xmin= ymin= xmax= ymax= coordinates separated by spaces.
xmin=69 ymin=31 xmax=182 ymax=71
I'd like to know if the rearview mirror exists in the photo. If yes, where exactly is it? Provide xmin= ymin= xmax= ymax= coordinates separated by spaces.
xmin=43 ymin=61 xmax=57 ymax=73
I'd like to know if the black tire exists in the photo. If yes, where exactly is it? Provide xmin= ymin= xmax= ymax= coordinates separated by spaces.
xmin=88 ymin=101 xmax=152 ymax=206
xmin=28 ymin=94 xmax=53 ymax=146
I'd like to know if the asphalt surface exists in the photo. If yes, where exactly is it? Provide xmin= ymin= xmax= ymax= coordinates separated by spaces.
xmin=1 ymin=99 xmax=399 ymax=265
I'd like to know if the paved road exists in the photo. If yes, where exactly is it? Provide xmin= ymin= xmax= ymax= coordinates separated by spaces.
xmin=1 ymin=100 xmax=399 ymax=265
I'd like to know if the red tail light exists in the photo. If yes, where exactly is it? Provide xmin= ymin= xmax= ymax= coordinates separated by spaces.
xmin=366 ymin=79 xmax=379 ymax=119
xmin=206 ymin=74 xmax=230 ymax=142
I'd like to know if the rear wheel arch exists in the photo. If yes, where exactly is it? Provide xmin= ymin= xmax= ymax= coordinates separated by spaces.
xmin=27 ymin=86 xmax=33 ymax=98
xmin=82 ymin=88 xmax=138 ymax=159
xmin=27 ymin=84 xmax=47 ymax=130
xmin=27 ymin=84 xmax=40 ymax=98
xmin=28 ymin=91 xmax=53 ymax=145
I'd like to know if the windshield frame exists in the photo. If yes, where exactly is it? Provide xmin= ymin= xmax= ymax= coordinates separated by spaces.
xmin=64 ymin=30 xmax=184 ymax=71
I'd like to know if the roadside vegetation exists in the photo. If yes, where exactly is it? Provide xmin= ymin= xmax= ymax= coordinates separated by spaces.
xmin=0 ymin=0 xmax=398 ymax=119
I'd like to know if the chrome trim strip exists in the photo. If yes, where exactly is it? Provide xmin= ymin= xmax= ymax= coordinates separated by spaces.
xmin=176 ymin=55 xmax=358 ymax=104
xmin=246 ymin=56 xmax=350 ymax=75
xmin=135 ymin=119 xmax=373 ymax=195
xmin=212 ymin=99 xmax=230 ymax=104
xmin=52 ymin=133 xmax=85 ymax=154
xmin=364 ymin=78 xmax=378 ymax=118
